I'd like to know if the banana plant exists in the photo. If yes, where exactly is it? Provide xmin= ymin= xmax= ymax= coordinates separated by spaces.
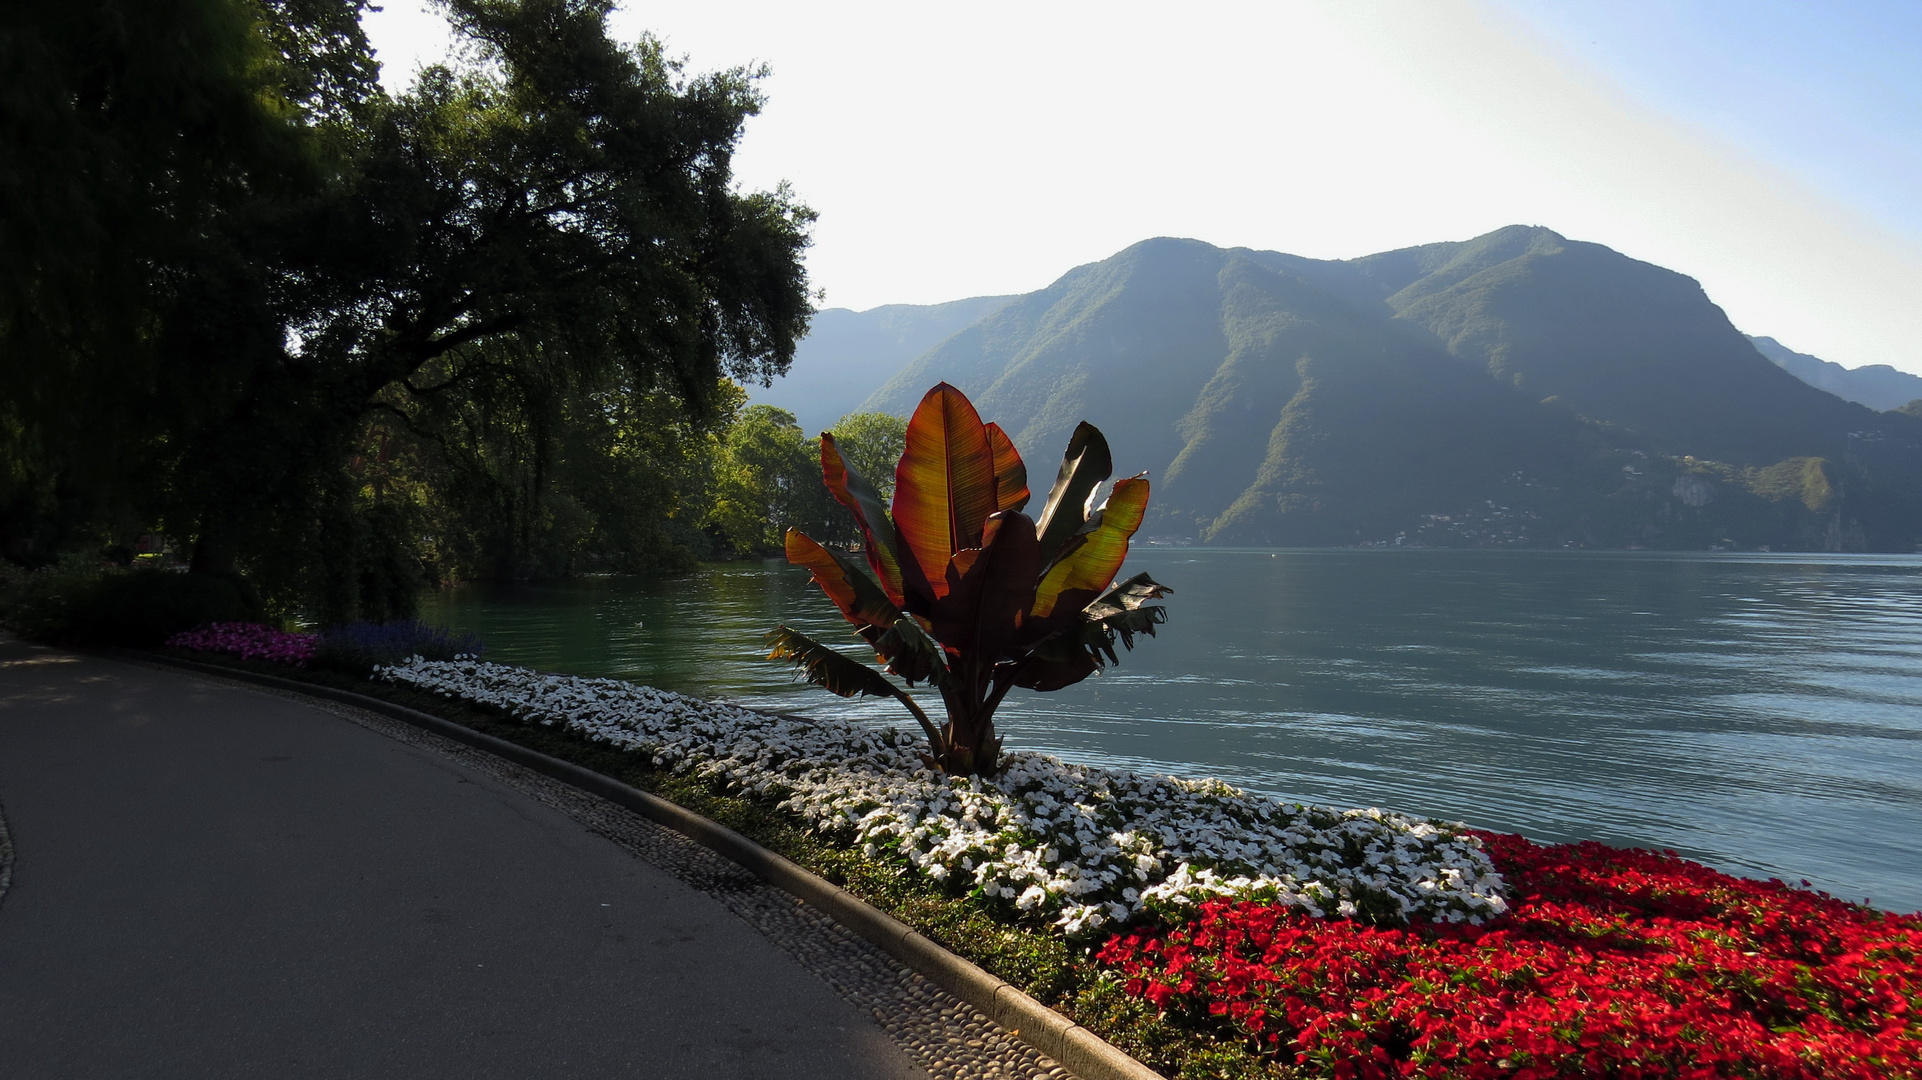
xmin=766 ymin=382 xmax=1170 ymax=776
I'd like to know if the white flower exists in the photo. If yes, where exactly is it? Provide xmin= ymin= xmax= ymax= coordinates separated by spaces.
xmin=378 ymin=658 xmax=1509 ymax=936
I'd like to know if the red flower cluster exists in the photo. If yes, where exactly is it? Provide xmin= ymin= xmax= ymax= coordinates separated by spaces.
xmin=166 ymin=621 xmax=318 ymax=667
xmin=1097 ymin=832 xmax=1921 ymax=1078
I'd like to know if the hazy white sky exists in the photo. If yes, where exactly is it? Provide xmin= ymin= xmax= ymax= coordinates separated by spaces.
xmin=362 ymin=0 xmax=1922 ymax=374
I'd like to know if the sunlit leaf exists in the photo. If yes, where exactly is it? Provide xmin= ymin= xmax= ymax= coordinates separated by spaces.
xmin=892 ymin=383 xmax=998 ymax=600
xmin=820 ymin=432 xmax=907 ymax=604
xmin=784 ymin=529 xmax=902 ymax=630
xmin=985 ymin=422 xmax=1030 ymax=514
xmin=1031 ymin=475 xmax=1150 ymax=619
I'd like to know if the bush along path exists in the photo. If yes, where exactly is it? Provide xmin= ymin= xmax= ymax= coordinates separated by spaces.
xmin=157 ymin=634 xmax=1922 ymax=1079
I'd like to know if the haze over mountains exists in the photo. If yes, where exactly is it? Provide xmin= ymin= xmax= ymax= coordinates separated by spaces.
xmin=767 ymin=227 xmax=1922 ymax=551
xmin=1747 ymin=335 xmax=1922 ymax=414
xmin=748 ymin=295 xmax=1011 ymax=434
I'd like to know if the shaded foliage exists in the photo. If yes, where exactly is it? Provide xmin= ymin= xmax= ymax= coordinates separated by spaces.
xmin=1 ymin=0 xmax=812 ymax=620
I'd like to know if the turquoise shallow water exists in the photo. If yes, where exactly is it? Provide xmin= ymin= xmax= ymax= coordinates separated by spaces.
xmin=418 ymin=549 xmax=1922 ymax=912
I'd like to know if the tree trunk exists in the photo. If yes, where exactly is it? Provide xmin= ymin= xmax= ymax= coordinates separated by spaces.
xmin=937 ymin=678 xmax=1004 ymax=776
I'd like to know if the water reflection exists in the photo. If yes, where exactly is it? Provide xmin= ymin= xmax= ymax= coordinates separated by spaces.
xmin=419 ymin=550 xmax=1922 ymax=912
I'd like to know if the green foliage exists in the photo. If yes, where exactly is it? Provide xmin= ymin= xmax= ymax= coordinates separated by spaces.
xmin=1 ymin=0 xmax=813 ymax=618
xmin=1749 ymin=457 xmax=1834 ymax=513
xmin=704 ymin=405 xmax=841 ymax=554
xmin=0 ymin=557 xmax=263 ymax=646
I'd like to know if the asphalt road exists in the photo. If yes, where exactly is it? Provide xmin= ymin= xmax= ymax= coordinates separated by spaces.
xmin=0 ymin=636 xmax=930 ymax=1079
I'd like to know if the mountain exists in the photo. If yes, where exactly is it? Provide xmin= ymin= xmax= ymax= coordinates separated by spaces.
xmin=1748 ymin=335 xmax=1922 ymax=414
xmin=748 ymin=295 xmax=1013 ymax=434
xmin=861 ymin=227 xmax=1922 ymax=551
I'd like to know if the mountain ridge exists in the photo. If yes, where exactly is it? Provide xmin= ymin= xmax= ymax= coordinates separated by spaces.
xmin=1748 ymin=335 xmax=1922 ymax=414
xmin=855 ymin=228 xmax=1922 ymax=551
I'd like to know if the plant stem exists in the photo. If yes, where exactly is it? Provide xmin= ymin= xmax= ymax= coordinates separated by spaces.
xmin=886 ymin=683 xmax=946 ymax=759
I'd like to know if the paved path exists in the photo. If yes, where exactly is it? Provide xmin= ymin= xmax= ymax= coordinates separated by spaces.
xmin=0 ymin=638 xmax=938 ymax=1079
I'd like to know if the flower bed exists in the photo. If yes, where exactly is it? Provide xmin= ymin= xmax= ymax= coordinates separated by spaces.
xmin=165 ymin=621 xmax=318 ymax=666
xmin=1097 ymin=831 xmax=1922 ymax=1078
xmin=312 ymin=620 xmax=483 ymax=675
xmin=376 ymin=658 xmax=1508 ymax=934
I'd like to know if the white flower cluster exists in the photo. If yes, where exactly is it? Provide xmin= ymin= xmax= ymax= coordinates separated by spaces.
xmin=378 ymin=658 xmax=1509 ymax=935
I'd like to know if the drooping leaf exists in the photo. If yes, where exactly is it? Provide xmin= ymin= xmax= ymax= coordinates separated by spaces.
xmin=1033 ymin=421 xmax=1113 ymax=565
xmin=1085 ymin=603 xmax=1168 ymax=662
xmin=1083 ymin=571 xmax=1173 ymax=621
xmin=861 ymin=613 xmax=949 ymax=685
xmin=764 ymin=625 xmax=903 ymax=700
xmin=1006 ymin=587 xmax=1166 ymax=692
xmin=931 ymin=510 xmax=1041 ymax=667
xmin=1031 ymin=475 xmax=1150 ymax=619
xmin=892 ymin=383 xmax=998 ymax=601
xmin=1005 ymin=635 xmax=1100 ymax=692
xmin=820 ymin=432 xmax=908 ymax=604
xmin=984 ymin=422 xmax=1030 ymax=514
xmin=784 ymin=529 xmax=902 ymax=631
xmin=766 ymin=624 xmax=948 ymax=756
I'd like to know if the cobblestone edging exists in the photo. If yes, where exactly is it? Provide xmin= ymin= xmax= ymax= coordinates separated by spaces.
xmin=132 ymin=656 xmax=1164 ymax=1080
xmin=0 ymin=794 xmax=14 ymax=915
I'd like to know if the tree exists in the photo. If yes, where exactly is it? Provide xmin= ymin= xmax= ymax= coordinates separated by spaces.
xmin=706 ymin=405 xmax=834 ymax=554
xmin=1 ymin=0 xmax=813 ymax=621
xmin=0 ymin=0 xmax=353 ymax=565
xmin=767 ymin=383 xmax=1172 ymax=776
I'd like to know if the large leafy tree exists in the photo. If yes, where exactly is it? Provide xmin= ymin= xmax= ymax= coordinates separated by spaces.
xmin=1 ymin=0 xmax=812 ymax=618
xmin=768 ymin=383 xmax=1171 ymax=776
xmin=705 ymin=404 xmax=837 ymax=554
xmin=1 ymin=0 xmax=352 ymax=562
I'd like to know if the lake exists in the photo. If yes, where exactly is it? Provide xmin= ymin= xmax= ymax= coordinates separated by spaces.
xmin=418 ymin=549 xmax=1922 ymax=913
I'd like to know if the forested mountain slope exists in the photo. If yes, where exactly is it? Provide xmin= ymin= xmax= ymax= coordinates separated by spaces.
xmin=860 ymin=228 xmax=1922 ymax=551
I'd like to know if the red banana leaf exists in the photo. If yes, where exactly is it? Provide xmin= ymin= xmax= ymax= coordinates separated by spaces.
xmin=985 ymin=422 xmax=1030 ymax=514
xmin=820 ymin=432 xmax=909 ymax=605
xmin=784 ymin=529 xmax=901 ymax=630
xmin=930 ymin=510 xmax=1041 ymax=665
xmin=892 ymin=383 xmax=1000 ymax=602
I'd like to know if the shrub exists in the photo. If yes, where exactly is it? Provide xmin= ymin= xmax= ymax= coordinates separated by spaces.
xmin=2 ymin=558 xmax=263 ymax=646
xmin=312 ymin=620 xmax=483 ymax=676
xmin=166 ymin=622 xmax=318 ymax=666
xmin=767 ymin=382 xmax=1170 ymax=776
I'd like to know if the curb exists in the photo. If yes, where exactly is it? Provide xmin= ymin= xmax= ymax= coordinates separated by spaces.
xmin=132 ymin=652 xmax=1166 ymax=1080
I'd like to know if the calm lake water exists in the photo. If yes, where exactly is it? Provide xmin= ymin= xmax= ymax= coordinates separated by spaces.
xmin=418 ymin=549 xmax=1922 ymax=913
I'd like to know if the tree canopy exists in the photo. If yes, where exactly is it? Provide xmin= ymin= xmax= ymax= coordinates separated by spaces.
xmin=1 ymin=0 xmax=813 ymax=619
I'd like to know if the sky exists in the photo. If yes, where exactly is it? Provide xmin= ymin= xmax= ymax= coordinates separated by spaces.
xmin=361 ymin=0 xmax=1922 ymax=375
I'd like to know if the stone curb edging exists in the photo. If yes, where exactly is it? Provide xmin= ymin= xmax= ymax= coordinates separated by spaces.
xmin=130 ymin=652 xmax=1167 ymax=1080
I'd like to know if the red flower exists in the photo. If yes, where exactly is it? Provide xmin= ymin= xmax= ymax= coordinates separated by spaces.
xmin=1097 ymin=833 xmax=1922 ymax=1078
